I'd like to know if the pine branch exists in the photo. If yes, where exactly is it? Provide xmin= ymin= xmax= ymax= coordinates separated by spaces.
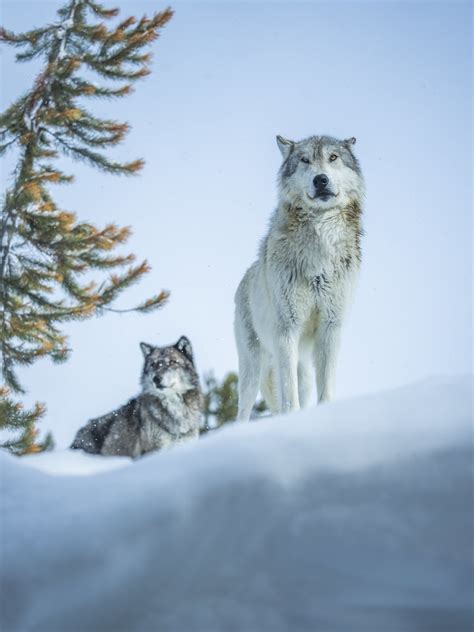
xmin=0 ymin=387 xmax=51 ymax=454
xmin=0 ymin=0 xmax=173 ymax=449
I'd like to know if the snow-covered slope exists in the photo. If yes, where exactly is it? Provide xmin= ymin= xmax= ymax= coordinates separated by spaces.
xmin=1 ymin=376 xmax=472 ymax=632
xmin=21 ymin=448 xmax=131 ymax=476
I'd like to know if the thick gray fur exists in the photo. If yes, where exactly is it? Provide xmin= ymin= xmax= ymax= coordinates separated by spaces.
xmin=71 ymin=336 xmax=203 ymax=458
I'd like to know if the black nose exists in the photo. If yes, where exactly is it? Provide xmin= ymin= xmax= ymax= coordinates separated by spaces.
xmin=153 ymin=376 xmax=163 ymax=388
xmin=313 ymin=174 xmax=329 ymax=189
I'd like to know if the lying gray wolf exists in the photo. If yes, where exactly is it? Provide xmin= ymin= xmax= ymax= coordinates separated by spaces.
xmin=71 ymin=337 xmax=203 ymax=458
xmin=234 ymin=134 xmax=364 ymax=420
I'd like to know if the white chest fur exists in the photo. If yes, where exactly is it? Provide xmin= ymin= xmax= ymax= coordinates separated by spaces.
xmin=263 ymin=205 xmax=359 ymax=324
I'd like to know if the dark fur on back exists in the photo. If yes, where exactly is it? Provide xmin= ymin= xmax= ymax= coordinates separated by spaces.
xmin=71 ymin=398 xmax=140 ymax=455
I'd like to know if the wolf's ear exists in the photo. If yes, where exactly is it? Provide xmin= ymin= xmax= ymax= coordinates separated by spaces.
xmin=276 ymin=135 xmax=294 ymax=159
xmin=344 ymin=137 xmax=357 ymax=147
xmin=140 ymin=342 xmax=154 ymax=357
xmin=175 ymin=336 xmax=193 ymax=363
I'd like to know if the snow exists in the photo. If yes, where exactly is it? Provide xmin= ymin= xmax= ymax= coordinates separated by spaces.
xmin=21 ymin=449 xmax=131 ymax=476
xmin=1 ymin=376 xmax=472 ymax=632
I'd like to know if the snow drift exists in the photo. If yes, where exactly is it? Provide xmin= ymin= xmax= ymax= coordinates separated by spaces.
xmin=1 ymin=376 xmax=472 ymax=631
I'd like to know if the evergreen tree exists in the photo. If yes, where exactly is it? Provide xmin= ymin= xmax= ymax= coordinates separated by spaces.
xmin=202 ymin=371 xmax=268 ymax=432
xmin=0 ymin=387 xmax=53 ymax=454
xmin=0 ymin=0 xmax=173 ymax=453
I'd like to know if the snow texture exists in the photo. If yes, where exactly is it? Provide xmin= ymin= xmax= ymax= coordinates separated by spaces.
xmin=21 ymin=449 xmax=131 ymax=476
xmin=1 ymin=376 xmax=473 ymax=632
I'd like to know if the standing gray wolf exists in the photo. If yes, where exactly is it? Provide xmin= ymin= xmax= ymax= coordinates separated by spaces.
xmin=234 ymin=135 xmax=364 ymax=420
xmin=71 ymin=336 xmax=203 ymax=458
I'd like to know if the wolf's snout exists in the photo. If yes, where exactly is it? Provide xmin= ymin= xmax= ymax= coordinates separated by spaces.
xmin=313 ymin=174 xmax=329 ymax=189
xmin=153 ymin=375 xmax=163 ymax=388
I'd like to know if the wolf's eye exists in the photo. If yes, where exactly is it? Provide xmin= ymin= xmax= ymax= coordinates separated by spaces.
xmin=329 ymin=153 xmax=338 ymax=162
xmin=301 ymin=157 xmax=310 ymax=164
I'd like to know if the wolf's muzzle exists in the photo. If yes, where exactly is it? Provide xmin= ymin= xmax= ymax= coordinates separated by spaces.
xmin=313 ymin=174 xmax=329 ymax=189
xmin=313 ymin=173 xmax=335 ymax=200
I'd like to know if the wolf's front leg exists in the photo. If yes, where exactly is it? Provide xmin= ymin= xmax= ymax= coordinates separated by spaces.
xmin=314 ymin=319 xmax=342 ymax=403
xmin=275 ymin=332 xmax=300 ymax=414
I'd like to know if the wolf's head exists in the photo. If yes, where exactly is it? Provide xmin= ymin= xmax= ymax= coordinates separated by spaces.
xmin=277 ymin=135 xmax=364 ymax=211
xmin=140 ymin=336 xmax=199 ymax=397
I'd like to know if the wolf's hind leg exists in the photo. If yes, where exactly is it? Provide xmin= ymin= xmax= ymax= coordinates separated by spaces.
xmin=237 ymin=345 xmax=261 ymax=422
xmin=260 ymin=363 xmax=278 ymax=414
xmin=237 ymin=358 xmax=260 ymax=421
xmin=235 ymin=317 xmax=261 ymax=422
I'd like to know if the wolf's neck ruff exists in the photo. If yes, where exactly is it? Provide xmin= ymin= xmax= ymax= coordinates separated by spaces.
xmin=141 ymin=389 xmax=190 ymax=417
xmin=139 ymin=390 xmax=200 ymax=438
xmin=284 ymin=198 xmax=362 ymax=232
xmin=341 ymin=199 xmax=363 ymax=263
xmin=280 ymin=198 xmax=363 ymax=267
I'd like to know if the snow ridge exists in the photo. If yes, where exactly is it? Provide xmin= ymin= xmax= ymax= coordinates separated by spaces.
xmin=1 ymin=375 xmax=472 ymax=632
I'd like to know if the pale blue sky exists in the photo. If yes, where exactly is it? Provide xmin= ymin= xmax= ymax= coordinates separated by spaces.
xmin=1 ymin=0 xmax=472 ymax=446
